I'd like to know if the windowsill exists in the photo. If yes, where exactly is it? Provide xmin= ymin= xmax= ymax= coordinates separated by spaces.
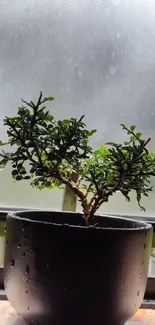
xmin=0 ymin=300 xmax=155 ymax=325
xmin=130 ymin=308 xmax=155 ymax=324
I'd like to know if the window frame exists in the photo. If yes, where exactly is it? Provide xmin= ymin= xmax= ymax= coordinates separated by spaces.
xmin=0 ymin=209 xmax=155 ymax=305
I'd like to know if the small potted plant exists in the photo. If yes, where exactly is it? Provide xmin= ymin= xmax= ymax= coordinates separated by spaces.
xmin=1 ymin=92 xmax=155 ymax=325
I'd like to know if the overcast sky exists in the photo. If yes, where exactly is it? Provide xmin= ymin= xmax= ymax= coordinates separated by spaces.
xmin=0 ymin=0 xmax=155 ymax=145
xmin=1 ymin=0 xmax=155 ymax=211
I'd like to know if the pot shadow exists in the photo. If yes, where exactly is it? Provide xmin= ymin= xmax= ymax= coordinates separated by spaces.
xmin=10 ymin=319 xmax=146 ymax=325
xmin=11 ymin=319 xmax=145 ymax=325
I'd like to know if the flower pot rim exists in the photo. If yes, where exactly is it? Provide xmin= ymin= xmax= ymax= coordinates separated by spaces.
xmin=7 ymin=210 xmax=152 ymax=232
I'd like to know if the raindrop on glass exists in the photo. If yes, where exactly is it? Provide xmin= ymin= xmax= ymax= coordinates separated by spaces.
xmin=109 ymin=65 xmax=116 ymax=75
xmin=26 ymin=265 xmax=30 ymax=274
xmin=11 ymin=259 xmax=15 ymax=268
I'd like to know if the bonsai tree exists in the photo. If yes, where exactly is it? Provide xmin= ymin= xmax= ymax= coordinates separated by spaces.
xmin=1 ymin=92 xmax=155 ymax=225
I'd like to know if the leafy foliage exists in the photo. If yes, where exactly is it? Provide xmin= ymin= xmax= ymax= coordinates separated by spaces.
xmin=0 ymin=92 xmax=155 ymax=224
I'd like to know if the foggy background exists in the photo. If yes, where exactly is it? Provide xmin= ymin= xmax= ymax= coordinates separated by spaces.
xmin=0 ymin=0 xmax=155 ymax=216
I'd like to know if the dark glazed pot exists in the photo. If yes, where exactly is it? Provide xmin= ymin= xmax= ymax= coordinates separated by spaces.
xmin=4 ymin=211 xmax=152 ymax=325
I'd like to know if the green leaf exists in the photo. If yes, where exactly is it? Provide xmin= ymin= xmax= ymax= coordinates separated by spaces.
xmin=106 ymin=142 xmax=119 ymax=147
xmin=12 ymin=170 xmax=18 ymax=176
xmin=106 ymin=175 xmax=113 ymax=183
xmin=30 ymin=168 xmax=36 ymax=173
xmin=63 ymin=119 xmax=70 ymax=125
xmin=35 ymin=183 xmax=43 ymax=190
xmin=20 ymin=170 xmax=27 ymax=175
xmin=0 ymin=159 xmax=8 ymax=168
xmin=23 ymin=175 xmax=31 ymax=180
xmin=130 ymin=125 xmax=136 ymax=132
xmin=78 ymin=115 xmax=85 ymax=123
xmin=15 ymin=175 xmax=23 ymax=181
xmin=120 ymin=123 xmax=126 ymax=129
xmin=48 ymin=115 xmax=54 ymax=122
xmin=81 ymin=184 xmax=87 ymax=189
xmin=130 ymin=136 xmax=136 ymax=142
xmin=136 ymin=133 xmax=142 ymax=139
xmin=18 ymin=163 xmax=24 ymax=169
xmin=89 ymin=129 xmax=97 ymax=136
xmin=149 ymin=152 xmax=155 ymax=159
xmin=41 ymin=97 xmax=54 ymax=104
xmin=45 ymin=181 xmax=51 ymax=187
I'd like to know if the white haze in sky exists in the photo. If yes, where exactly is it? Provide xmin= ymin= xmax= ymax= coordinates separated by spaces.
xmin=0 ymin=0 xmax=155 ymax=215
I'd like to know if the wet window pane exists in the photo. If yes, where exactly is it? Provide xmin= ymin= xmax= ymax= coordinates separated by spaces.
xmin=149 ymin=236 xmax=155 ymax=277
xmin=0 ymin=0 xmax=155 ymax=215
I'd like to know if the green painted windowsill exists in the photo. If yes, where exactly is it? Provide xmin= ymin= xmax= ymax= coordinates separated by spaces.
xmin=0 ymin=223 xmax=5 ymax=237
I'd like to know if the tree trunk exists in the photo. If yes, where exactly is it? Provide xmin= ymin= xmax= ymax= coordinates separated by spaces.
xmin=62 ymin=172 xmax=78 ymax=212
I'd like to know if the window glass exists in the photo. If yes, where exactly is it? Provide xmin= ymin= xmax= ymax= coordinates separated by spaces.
xmin=149 ymin=234 xmax=155 ymax=277
xmin=0 ymin=0 xmax=155 ymax=215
